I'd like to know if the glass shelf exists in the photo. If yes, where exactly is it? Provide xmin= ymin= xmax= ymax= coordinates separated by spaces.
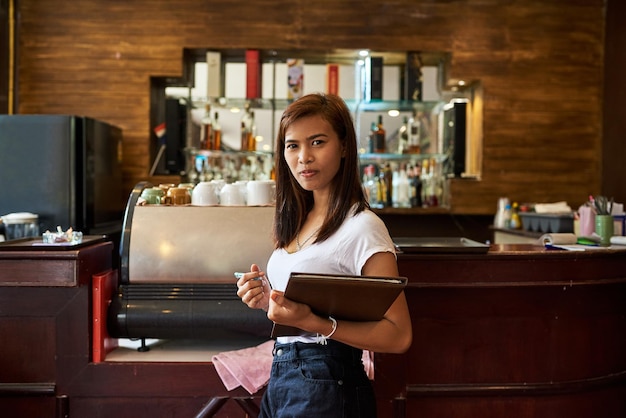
xmin=346 ymin=99 xmax=444 ymax=113
xmin=186 ymin=148 xmax=272 ymax=158
xmin=359 ymin=152 xmax=447 ymax=164
xmin=191 ymin=97 xmax=445 ymax=114
xmin=192 ymin=97 xmax=287 ymax=111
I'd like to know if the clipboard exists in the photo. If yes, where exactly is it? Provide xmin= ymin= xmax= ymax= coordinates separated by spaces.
xmin=271 ymin=272 xmax=408 ymax=338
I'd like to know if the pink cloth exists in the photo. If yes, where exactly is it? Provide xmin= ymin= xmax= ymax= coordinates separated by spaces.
xmin=363 ymin=350 xmax=375 ymax=380
xmin=212 ymin=341 xmax=375 ymax=395
xmin=212 ymin=340 xmax=275 ymax=394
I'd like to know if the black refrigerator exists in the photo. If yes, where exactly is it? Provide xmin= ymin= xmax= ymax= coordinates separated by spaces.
xmin=0 ymin=115 xmax=125 ymax=243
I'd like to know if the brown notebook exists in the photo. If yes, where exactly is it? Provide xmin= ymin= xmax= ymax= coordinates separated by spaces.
xmin=270 ymin=272 xmax=408 ymax=338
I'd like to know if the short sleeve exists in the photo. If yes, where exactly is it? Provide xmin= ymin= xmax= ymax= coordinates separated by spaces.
xmin=337 ymin=210 xmax=396 ymax=274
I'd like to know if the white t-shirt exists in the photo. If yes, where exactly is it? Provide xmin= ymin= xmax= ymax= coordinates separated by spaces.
xmin=266 ymin=207 xmax=396 ymax=343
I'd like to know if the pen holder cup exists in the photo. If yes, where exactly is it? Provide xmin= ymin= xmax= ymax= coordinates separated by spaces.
xmin=595 ymin=215 xmax=614 ymax=247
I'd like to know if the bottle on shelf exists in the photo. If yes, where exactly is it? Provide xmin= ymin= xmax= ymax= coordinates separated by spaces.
xmin=502 ymin=204 xmax=512 ymax=229
xmin=397 ymin=116 xmax=409 ymax=154
xmin=407 ymin=110 xmax=421 ymax=154
xmin=423 ymin=157 xmax=444 ymax=207
xmin=368 ymin=121 xmax=377 ymax=153
xmin=393 ymin=164 xmax=411 ymax=208
xmin=363 ymin=164 xmax=380 ymax=208
xmin=247 ymin=111 xmax=257 ymax=151
xmin=212 ymin=111 xmax=222 ymax=150
xmin=374 ymin=115 xmax=386 ymax=153
xmin=392 ymin=166 xmax=399 ymax=206
xmin=241 ymin=103 xmax=255 ymax=151
xmin=200 ymin=103 xmax=213 ymax=150
xmin=432 ymin=157 xmax=445 ymax=207
xmin=509 ymin=202 xmax=521 ymax=229
xmin=240 ymin=121 xmax=248 ymax=151
xmin=410 ymin=164 xmax=423 ymax=208
xmin=494 ymin=197 xmax=511 ymax=228
xmin=376 ymin=167 xmax=387 ymax=209
xmin=420 ymin=158 xmax=431 ymax=207
xmin=382 ymin=162 xmax=393 ymax=207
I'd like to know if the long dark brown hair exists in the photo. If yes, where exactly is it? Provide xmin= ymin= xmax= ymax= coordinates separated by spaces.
xmin=273 ymin=93 xmax=368 ymax=249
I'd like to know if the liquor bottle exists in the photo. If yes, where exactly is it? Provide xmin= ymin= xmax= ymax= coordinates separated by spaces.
xmin=376 ymin=166 xmax=387 ymax=208
xmin=241 ymin=103 xmax=255 ymax=151
xmin=397 ymin=116 xmax=409 ymax=154
xmin=247 ymin=111 xmax=256 ymax=152
xmin=240 ymin=121 xmax=248 ymax=151
xmin=212 ymin=111 xmax=222 ymax=150
xmin=410 ymin=164 xmax=423 ymax=208
xmin=394 ymin=164 xmax=411 ymax=208
xmin=428 ymin=158 xmax=442 ymax=207
xmin=407 ymin=111 xmax=421 ymax=154
xmin=392 ymin=166 xmax=399 ymax=207
xmin=382 ymin=162 xmax=393 ymax=207
xmin=374 ymin=115 xmax=386 ymax=153
xmin=362 ymin=164 xmax=379 ymax=208
xmin=200 ymin=103 xmax=212 ymax=150
xmin=368 ymin=121 xmax=377 ymax=153
xmin=420 ymin=158 xmax=430 ymax=207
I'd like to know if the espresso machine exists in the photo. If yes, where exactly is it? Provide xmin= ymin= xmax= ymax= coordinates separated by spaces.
xmin=108 ymin=182 xmax=275 ymax=349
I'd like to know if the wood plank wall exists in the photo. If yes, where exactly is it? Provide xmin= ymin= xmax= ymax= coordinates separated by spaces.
xmin=14 ymin=0 xmax=606 ymax=215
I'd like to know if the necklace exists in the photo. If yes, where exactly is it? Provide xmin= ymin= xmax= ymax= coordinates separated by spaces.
xmin=296 ymin=227 xmax=321 ymax=251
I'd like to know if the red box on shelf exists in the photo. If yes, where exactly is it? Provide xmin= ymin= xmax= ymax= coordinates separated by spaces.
xmin=246 ymin=49 xmax=262 ymax=99
xmin=326 ymin=63 xmax=339 ymax=95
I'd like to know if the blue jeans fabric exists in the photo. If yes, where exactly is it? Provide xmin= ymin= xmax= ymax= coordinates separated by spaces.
xmin=259 ymin=340 xmax=377 ymax=418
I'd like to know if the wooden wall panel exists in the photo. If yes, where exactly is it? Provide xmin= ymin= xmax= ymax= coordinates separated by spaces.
xmin=603 ymin=0 xmax=626 ymax=205
xmin=14 ymin=0 xmax=606 ymax=214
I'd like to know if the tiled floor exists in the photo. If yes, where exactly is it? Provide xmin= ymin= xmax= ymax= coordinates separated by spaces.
xmin=106 ymin=336 xmax=270 ymax=362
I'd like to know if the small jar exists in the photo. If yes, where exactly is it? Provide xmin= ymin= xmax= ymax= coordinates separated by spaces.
xmin=140 ymin=187 xmax=165 ymax=205
xmin=1 ymin=212 xmax=39 ymax=240
xmin=165 ymin=187 xmax=192 ymax=205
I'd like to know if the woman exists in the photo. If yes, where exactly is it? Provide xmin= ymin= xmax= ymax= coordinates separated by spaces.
xmin=236 ymin=93 xmax=412 ymax=417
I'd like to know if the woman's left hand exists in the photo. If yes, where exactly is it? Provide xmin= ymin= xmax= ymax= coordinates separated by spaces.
xmin=267 ymin=290 xmax=312 ymax=329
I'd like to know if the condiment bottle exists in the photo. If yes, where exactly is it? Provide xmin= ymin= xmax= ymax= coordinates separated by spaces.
xmin=200 ymin=103 xmax=212 ymax=150
xmin=212 ymin=111 xmax=222 ymax=150
xmin=374 ymin=115 xmax=386 ymax=153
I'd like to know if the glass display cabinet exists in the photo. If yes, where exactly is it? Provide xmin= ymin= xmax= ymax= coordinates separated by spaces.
xmin=149 ymin=48 xmax=482 ymax=212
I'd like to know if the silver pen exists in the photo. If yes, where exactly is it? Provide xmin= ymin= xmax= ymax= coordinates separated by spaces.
xmin=234 ymin=272 xmax=262 ymax=281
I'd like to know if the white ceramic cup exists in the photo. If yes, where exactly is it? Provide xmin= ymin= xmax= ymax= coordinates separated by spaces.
xmin=235 ymin=180 xmax=249 ymax=204
xmin=210 ymin=179 xmax=226 ymax=192
xmin=219 ymin=183 xmax=246 ymax=206
xmin=246 ymin=180 xmax=276 ymax=206
xmin=192 ymin=182 xmax=219 ymax=206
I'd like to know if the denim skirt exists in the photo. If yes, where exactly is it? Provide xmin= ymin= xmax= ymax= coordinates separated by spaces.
xmin=259 ymin=340 xmax=376 ymax=418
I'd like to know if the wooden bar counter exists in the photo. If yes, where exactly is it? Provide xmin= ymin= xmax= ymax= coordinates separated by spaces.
xmin=0 ymin=238 xmax=114 ymax=417
xmin=1 ymin=240 xmax=625 ymax=417
xmin=373 ymin=244 xmax=626 ymax=418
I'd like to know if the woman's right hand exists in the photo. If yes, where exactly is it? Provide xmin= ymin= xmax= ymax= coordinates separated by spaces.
xmin=236 ymin=264 xmax=271 ymax=311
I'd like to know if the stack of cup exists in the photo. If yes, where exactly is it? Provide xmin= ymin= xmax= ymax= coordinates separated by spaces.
xmin=192 ymin=182 xmax=220 ymax=206
xmin=246 ymin=180 xmax=276 ymax=206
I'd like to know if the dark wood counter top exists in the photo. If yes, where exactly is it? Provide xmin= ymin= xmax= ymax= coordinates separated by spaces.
xmin=397 ymin=244 xmax=626 ymax=286
xmin=2 ymin=240 xmax=625 ymax=417
xmin=371 ymin=244 xmax=626 ymax=417
xmin=0 ymin=237 xmax=112 ymax=286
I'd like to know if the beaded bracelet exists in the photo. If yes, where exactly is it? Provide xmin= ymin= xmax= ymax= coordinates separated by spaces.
xmin=317 ymin=316 xmax=337 ymax=345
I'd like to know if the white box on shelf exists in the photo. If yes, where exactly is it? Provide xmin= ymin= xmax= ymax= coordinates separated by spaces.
xmin=206 ymin=51 xmax=221 ymax=98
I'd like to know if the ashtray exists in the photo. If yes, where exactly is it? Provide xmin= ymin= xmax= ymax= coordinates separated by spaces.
xmin=42 ymin=228 xmax=84 ymax=244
